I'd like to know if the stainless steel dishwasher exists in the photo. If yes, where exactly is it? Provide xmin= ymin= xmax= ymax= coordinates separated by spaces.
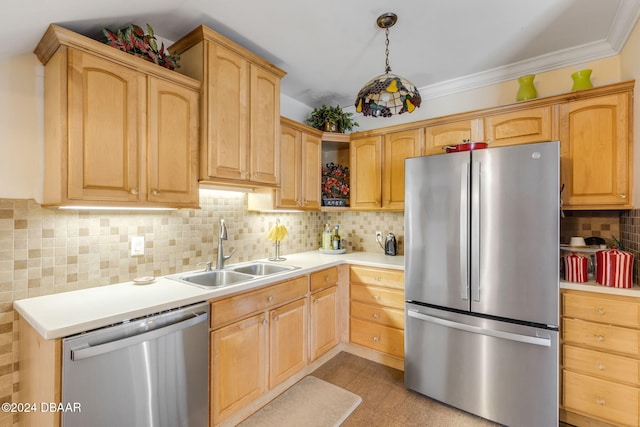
xmin=61 ymin=302 xmax=209 ymax=427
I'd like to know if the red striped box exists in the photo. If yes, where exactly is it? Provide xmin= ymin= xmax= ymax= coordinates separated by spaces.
xmin=563 ymin=253 xmax=588 ymax=283
xmin=596 ymin=249 xmax=634 ymax=288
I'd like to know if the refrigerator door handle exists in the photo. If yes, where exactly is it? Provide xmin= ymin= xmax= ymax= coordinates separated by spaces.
xmin=460 ymin=163 xmax=470 ymax=301
xmin=471 ymin=160 xmax=481 ymax=302
xmin=407 ymin=309 xmax=552 ymax=347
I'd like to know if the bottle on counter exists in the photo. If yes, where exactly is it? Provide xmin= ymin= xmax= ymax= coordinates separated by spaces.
xmin=322 ymin=224 xmax=332 ymax=250
xmin=332 ymin=225 xmax=341 ymax=250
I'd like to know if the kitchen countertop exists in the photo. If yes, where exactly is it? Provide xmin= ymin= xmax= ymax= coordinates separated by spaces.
xmin=14 ymin=251 xmax=404 ymax=340
xmin=560 ymin=279 xmax=640 ymax=297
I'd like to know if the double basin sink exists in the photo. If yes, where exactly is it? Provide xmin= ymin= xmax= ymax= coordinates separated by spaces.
xmin=168 ymin=262 xmax=299 ymax=289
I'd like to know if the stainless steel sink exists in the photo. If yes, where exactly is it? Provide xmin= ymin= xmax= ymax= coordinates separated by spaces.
xmin=177 ymin=270 xmax=254 ymax=288
xmin=228 ymin=262 xmax=298 ymax=276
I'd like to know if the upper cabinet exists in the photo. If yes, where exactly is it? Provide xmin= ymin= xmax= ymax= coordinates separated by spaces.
xmin=350 ymin=129 xmax=422 ymax=210
xmin=424 ymin=119 xmax=482 ymax=155
xmin=484 ymin=106 xmax=555 ymax=147
xmin=170 ymin=25 xmax=286 ymax=188
xmin=35 ymin=24 xmax=200 ymax=208
xmin=560 ymin=91 xmax=632 ymax=209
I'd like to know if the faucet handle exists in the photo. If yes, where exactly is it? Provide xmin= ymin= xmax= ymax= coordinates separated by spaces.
xmin=224 ymin=248 xmax=236 ymax=261
xmin=197 ymin=261 xmax=213 ymax=271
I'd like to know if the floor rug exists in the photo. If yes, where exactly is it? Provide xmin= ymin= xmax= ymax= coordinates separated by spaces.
xmin=238 ymin=376 xmax=362 ymax=427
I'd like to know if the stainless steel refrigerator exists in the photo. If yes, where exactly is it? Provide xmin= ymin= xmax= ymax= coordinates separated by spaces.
xmin=404 ymin=141 xmax=559 ymax=427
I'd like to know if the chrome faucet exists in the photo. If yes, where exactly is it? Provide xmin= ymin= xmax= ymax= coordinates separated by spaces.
xmin=216 ymin=219 xmax=236 ymax=269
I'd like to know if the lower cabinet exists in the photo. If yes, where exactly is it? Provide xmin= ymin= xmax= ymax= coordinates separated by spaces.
xmin=561 ymin=289 xmax=640 ymax=427
xmin=309 ymin=267 xmax=340 ymax=361
xmin=209 ymin=276 xmax=308 ymax=425
xmin=349 ymin=266 xmax=404 ymax=359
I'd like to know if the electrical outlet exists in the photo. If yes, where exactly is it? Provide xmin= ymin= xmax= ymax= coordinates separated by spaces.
xmin=375 ymin=231 xmax=382 ymax=241
xmin=131 ymin=235 xmax=145 ymax=256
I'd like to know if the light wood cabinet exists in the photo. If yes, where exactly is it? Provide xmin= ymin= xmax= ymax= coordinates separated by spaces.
xmin=36 ymin=24 xmax=200 ymax=208
xmin=349 ymin=266 xmax=404 ymax=359
xmin=560 ymin=92 xmax=633 ymax=209
xmin=309 ymin=267 xmax=340 ymax=361
xmin=484 ymin=106 xmax=554 ymax=147
xmin=561 ymin=289 xmax=640 ymax=427
xmin=276 ymin=118 xmax=322 ymax=209
xmin=350 ymin=129 xmax=421 ymax=210
xmin=424 ymin=118 xmax=483 ymax=155
xmin=209 ymin=276 xmax=308 ymax=425
xmin=170 ymin=25 xmax=286 ymax=188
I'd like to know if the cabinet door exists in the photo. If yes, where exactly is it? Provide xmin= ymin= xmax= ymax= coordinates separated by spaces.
xmin=269 ymin=298 xmax=308 ymax=388
xmin=310 ymin=286 xmax=339 ymax=361
xmin=350 ymin=136 xmax=382 ymax=209
xmin=211 ymin=313 xmax=268 ymax=425
xmin=484 ymin=106 xmax=553 ymax=147
xmin=383 ymin=129 xmax=423 ymax=210
xmin=204 ymin=43 xmax=249 ymax=181
xmin=147 ymin=77 xmax=199 ymax=206
xmin=424 ymin=118 xmax=483 ymax=155
xmin=276 ymin=124 xmax=301 ymax=208
xmin=250 ymin=65 xmax=280 ymax=185
xmin=67 ymin=49 xmax=142 ymax=202
xmin=300 ymin=131 xmax=322 ymax=209
xmin=560 ymin=93 xmax=631 ymax=209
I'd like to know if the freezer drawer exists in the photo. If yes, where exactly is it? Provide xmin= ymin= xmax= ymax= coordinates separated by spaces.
xmin=405 ymin=303 xmax=558 ymax=427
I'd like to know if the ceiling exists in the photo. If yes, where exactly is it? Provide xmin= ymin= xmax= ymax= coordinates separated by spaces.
xmin=4 ymin=0 xmax=640 ymax=110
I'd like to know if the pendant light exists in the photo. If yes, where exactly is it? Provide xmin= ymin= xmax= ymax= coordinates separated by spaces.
xmin=354 ymin=13 xmax=421 ymax=117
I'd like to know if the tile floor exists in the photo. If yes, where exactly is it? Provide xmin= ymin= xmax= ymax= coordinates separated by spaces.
xmin=312 ymin=352 xmax=570 ymax=427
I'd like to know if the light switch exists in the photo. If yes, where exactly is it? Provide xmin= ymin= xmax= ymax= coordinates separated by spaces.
xmin=131 ymin=235 xmax=145 ymax=256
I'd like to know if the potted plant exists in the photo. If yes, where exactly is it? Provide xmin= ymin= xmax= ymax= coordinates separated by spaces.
xmin=102 ymin=24 xmax=180 ymax=70
xmin=307 ymin=105 xmax=359 ymax=133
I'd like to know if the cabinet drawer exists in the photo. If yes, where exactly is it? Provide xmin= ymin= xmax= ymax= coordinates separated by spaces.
xmin=350 ymin=284 xmax=404 ymax=309
xmin=350 ymin=301 xmax=404 ymax=330
xmin=350 ymin=266 xmax=404 ymax=290
xmin=563 ymin=370 xmax=639 ymax=427
xmin=350 ymin=318 xmax=404 ymax=358
xmin=210 ymin=276 xmax=308 ymax=328
xmin=310 ymin=266 xmax=339 ymax=292
xmin=563 ymin=318 xmax=640 ymax=356
xmin=564 ymin=345 xmax=640 ymax=386
xmin=563 ymin=291 xmax=640 ymax=328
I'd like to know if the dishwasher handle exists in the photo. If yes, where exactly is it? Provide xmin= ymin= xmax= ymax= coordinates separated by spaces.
xmin=71 ymin=311 xmax=208 ymax=361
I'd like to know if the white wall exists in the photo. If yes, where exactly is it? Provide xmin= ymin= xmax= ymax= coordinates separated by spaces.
xmin=0 ymin=54 xmax=43 ymax=200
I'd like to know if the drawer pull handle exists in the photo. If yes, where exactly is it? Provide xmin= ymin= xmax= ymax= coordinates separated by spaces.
xmin=596 ymin=396 xmax=606 ymax=405
xmin=267 ymin=296 xmax=274 ymax=302
xmin=373 ymin=313 xmax=380 ymax=320
xmin=595 ymin=334 xmax=605 ymax=342
xmin=373 ymin=336 xmax=380 ymax=342
xmin=597 ymin=363 xmax=606 ymax=370
xmin=374 ymin=276 xmax=382 ymax=281
xmin=596 ymin=308 xmax=605 ymax=315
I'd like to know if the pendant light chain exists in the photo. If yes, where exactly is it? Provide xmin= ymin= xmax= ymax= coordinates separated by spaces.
xmin=384 ymin=27 xmax=391 ymax=74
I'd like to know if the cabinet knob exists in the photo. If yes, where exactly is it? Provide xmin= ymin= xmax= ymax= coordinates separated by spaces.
xmin=303 ymin=199 xmax=308 ymax=205
xmin=296 ymin=199 xmax=302 ymax=207
xmin=373 ymin=336 xmax=380 ymax=342
xmin=314 ymin=298 xmax=319 ymax=304
xmin=373 ymin=295 xmax=380 ymax=301
xmin=151 ymin=189 xmax=160 ymax=196
xmin=618 ymin=193 xmax=627 ymax=199
xmin=262 ymin=319 xmax=268 ymax=325
xmin=254 ymin=172 xmax=260 ymax=177
xmin=595 ymin=334 xmax=605 ymax=342
xmin=274 ymin=315 xmax=280 ymax=321
xmin=325 ymin=276 xmax=330 ymax=282
xmin=372 ymin=313 xmax=380 ymax=320
xmin=596 ymin=396 xmax=606 ymax=405
xmin=267 ymin=296 xmax=274 ymax=302
xmin=596 ymin=308 xmax=605 ymax=315
xmin=129 ymin=187 xmax=139 ymax=195
xmin=597 ymin=363 xmax=606 ymax=370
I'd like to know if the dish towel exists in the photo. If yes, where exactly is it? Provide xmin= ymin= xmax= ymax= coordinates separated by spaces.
xmin=266 ymin=220 xmax=288 ymax=242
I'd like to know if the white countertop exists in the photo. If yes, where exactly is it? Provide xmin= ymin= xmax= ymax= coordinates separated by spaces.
xmin=560 ymin=279 xmax=640 ymax=297
xmin=14 ymin=251 xmax=404 ymax=340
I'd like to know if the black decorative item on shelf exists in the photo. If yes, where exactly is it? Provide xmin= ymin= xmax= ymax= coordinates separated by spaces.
xmin=322 ymin=163 xmax=349 ymax=206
